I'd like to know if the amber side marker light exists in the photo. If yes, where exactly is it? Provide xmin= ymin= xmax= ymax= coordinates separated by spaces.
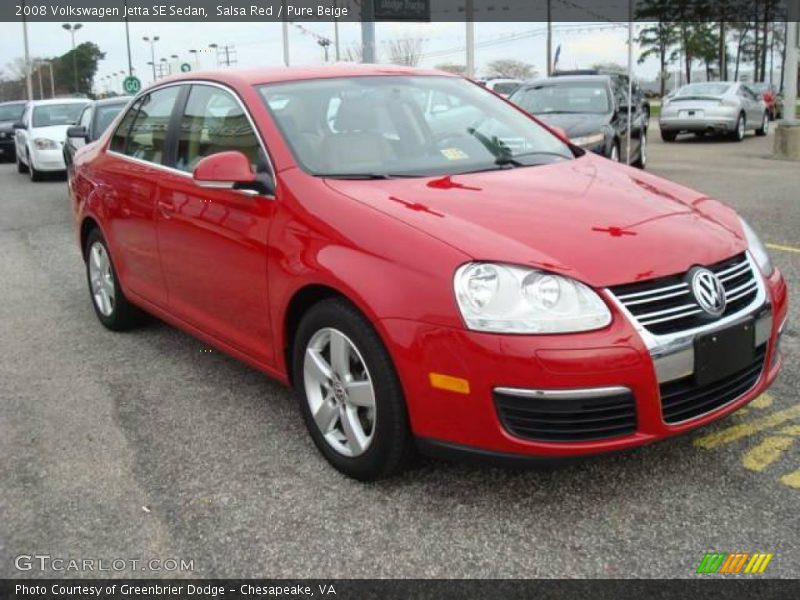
xmin=429 ymin=373 xmax=471 ymax=394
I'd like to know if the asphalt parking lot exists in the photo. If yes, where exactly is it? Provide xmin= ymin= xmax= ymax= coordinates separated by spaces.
xmin=1 ymin=123 xmax=798 ymax=579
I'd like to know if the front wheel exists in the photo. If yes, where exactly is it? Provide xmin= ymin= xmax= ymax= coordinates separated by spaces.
xmin=16 ymin=152 xmax=28 ymax=173
xmin=293 ymin=298 xmax=414 ymax=481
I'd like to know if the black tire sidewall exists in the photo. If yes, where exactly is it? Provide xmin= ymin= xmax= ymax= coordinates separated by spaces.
xmin=292 ymin=299 xmax=412 ymax=481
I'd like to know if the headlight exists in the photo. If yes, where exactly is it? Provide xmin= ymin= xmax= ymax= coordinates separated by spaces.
xmin=454 ymin=263 xmax=612 ymax=334
xmin=739 ymin=217 xmax=774 ymax=276
xmin=33 ymin=138 xmax=59 ymax=150
xmin=571 ymin=132 xmax=605 ymax=147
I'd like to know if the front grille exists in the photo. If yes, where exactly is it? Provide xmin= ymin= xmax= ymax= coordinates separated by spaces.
xmin=609 ymin=253 xmax=758 ymax=335
xmin=660 ymin=344 xmax=767 ymax=424
xmin=494 ymin=390 xmax=637 ymax=442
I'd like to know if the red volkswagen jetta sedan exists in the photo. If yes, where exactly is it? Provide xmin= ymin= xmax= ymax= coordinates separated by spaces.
xmin=70 ymin=66 xmax=787 ymax=480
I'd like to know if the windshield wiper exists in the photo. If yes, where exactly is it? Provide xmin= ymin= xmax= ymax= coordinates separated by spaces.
xmin=455 ymin=151 xmax=571 ymax=175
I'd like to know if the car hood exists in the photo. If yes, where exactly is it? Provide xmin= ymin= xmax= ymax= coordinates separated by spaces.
xmin=29 ymin=125 xmax=70 ymax=141
xmin=533 ymin=113 xmax=610 ymax=137
xmin=324 ymin=155 xmax=746 ymax=288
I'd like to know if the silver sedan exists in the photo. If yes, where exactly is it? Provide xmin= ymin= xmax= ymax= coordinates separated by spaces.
xmin=659 ymin=82 xmax=769 ymax=142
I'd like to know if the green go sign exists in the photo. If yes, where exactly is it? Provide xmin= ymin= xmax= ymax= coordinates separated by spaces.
xmin=180 ymin=63 xmax=192 ymax=73
xmin=122 ymin=76 xmax=141 ymax=94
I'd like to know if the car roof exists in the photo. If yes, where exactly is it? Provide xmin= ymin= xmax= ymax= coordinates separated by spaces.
xmin=519 ymin=75 xmax=612 ymax=87
xmin=28 ymin=98 xmax=90 ymax=106
xmin=93 ymin=96 xmax=132 ymax=106
xmin=0 ymin=100 xmax=27 ymax=106
xmin=149 ymin=64 xmax=457 ymax=89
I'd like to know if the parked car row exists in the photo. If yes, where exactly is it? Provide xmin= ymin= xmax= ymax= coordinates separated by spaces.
xmin=62 ymin=65 xmax=785 ymax=480
xmin=0 ymin=96 xmax=130 ymax=182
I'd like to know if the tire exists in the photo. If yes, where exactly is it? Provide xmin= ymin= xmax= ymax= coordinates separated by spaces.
xmin=84 ymin=228 xmax=144 ymax=331
xmin=16 ymin=152 xmax=28 ymax=173
xmin=755 ymin=112 xmax=769 ymax=136
xmin=731 ymin=113 xmax=745 ymax=141
xmin=292 ymin=298 xmax=414 ymax=481
xmin=660 ymin=130 xmax=677 ymax=142
xmin=609 ymin=140 xmax=620 ymax=162
xmin=632 ymin=130 xmax=647 ymax=169
xmin=28 ymin=162 xmax=42 ymax=182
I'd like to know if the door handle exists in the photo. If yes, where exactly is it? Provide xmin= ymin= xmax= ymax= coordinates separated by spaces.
xmin=157 ymin=197 xmax=175 ymax=218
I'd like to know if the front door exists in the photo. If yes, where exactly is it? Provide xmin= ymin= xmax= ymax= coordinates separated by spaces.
xmin=155 ymin=83 xmax=276 ymax=365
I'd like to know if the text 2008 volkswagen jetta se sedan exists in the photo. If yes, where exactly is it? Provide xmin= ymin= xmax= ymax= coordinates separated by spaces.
xmin=70 ymin=65 xmax=787 ymax=480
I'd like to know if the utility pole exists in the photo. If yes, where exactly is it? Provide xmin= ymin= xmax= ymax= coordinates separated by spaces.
xmin=466 ymin=0 xmax=475 ymax=79
xmin=546 ymin=0 xmax=552 ymax=76
xmin=21 ymin=12 xmax=33 ymax=101
xmin=143 ymin=36 xmax=159 ymax=82
xmin=282 ymin=0 xmax=290 ymax=66
xmin=124 ymin=1 xmax=133 ymax=77
xmin=626 ymin=8 xmax=633 ymax=165
xmin=35 ymin=62 xmax=43 ymax=99
xmin=44 ymin=61 xmax=55 ymax=98
xmin=784 ymin=4 xmax=798 ymax=121
xmin=334 ymin=1 xmax=340 ymax=61
xmin=361 ymin=0 xmax=376 ymax=63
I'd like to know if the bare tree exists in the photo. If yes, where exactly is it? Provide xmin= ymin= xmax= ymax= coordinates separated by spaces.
xmin=341 ymin=44 xmax=363 ymax=63
xmin=435 ymin=63 xmax=467 ymax=76
xmin=485 ymin=59 xmax=536 ymax=80
xmin=386 ymin=37 xmax=424 ymax=67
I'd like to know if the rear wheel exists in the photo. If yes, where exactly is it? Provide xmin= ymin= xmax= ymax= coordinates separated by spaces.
xmin=632 ymin=130 xmax=647 ymax=169
xmin=660 ymin=130 xmax=677 ymax=142
xmin=293 ymin=298 xmax=414 ymax=481
xmin=84 ymin=228 xmax=144 ymax=331
xmin=755 ymin=112 xmax=769 ymax=136
xmin=731 ymin=113 xmax=745 ymax=141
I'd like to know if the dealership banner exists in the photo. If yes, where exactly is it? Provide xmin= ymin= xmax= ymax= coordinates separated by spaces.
xmin=3 ymin=579 xmax=800 ymax=600
xmin=5 ymin=0 xmax=789 ymax=22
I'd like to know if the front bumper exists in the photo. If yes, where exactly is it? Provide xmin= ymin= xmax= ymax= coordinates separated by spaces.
xmin=30 ymin=147 xmax=66 ymax=171
xmin=381 ymin=267 xmax=787 ymax=460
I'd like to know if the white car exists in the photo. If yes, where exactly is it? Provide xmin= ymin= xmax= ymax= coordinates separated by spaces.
xmin=478 ymin=78 xmax=524 ymax=97
xmin=14 ymin=98 xmax=89 ymax=181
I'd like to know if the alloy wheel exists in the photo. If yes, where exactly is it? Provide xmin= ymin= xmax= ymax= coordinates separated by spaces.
xmin=88 ymin=242 xmax=115 ymax=317
xmin=737 ymin=116 xmax=745 ymax=140
xmin=639 ymin=132 xmax=647 ymax=166
xmin=610 ymin=144 xmax=619 ymax=162
xmin=303 ymin=327 xmax=376 ymax=457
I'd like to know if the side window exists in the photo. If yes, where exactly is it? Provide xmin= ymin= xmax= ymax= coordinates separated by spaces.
xmin=121 ymin=86 xmax=181 ymax=164
xmin=175 ymin=84 xmax=263 ymax=173
xmin=79 ymin=106 xmax=92 ymax=128
xmin=110 ymin=98 xmax=143 ymax=153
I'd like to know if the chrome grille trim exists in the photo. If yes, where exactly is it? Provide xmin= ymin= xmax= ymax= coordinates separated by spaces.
xmin=607 ymin=252 xmax=760 ymax=334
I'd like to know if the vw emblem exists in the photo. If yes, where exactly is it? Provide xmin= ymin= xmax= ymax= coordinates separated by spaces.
xmin=690 ymin=268 xmax=726 ymax=317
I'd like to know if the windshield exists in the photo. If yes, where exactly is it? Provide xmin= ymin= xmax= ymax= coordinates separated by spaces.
xmin=257 ymin=75 xmax=573 ymax=178
xmin=677 ymin=83 xmax=731 ymax=97
xmin=93 ymin=104 xmax=126 ymax=139
xmin=32 ymin=103 xmax=87 ymax=128
xmin=0 ymin=103 xmax=25 ymax=122
xmin=511 ymin=81 xmax=611 ymax=115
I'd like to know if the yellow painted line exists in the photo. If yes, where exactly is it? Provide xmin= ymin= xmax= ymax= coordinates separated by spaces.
xmin=694 ymin=403 xmax=800 ymax=449
xmin=742 ymin=435 xmax=795 ymax=471
xmin=750 ymin=393 xmax=774 ymax=409
xmin=780 ymin=469 xmax=800 ymax=489
xmin=766 ymin=242 xmax=800 ymax=255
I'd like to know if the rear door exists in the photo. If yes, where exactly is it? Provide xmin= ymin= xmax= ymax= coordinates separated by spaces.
xmin=101 ymin=85 xmax=184 ymax=307
xmin=154 ymin=83 xmax=277 ymax=364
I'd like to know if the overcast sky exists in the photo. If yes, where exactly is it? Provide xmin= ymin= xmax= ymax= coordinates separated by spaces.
xmin=1 ymin=20 xmax=663 ymax=91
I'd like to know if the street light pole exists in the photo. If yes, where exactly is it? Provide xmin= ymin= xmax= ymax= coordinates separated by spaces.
xmin=21 ymin=8 xmax=34 ymax=100
xmin=466 ymin=0 xmax=475 ymax=79
xmin=62 ymin=23 xmax=83 ymax=93
xmin=124 ymin=1 xmax=133 ymax=76
xmin=143 ymin=35 xmax=159 ymax=82
xmin=44 ymin=61 xmax=55 ymax=98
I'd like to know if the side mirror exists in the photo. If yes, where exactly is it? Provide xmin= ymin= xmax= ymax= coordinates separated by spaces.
xmin=12 ymin=121 xmax=25 ymax=130
xmin=67 ymin=125 xmax=88 ymax=140
xmin=193 ymin=151 xmax=273 ymax=196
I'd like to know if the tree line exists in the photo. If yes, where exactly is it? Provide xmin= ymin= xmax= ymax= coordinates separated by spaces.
xmin=636 ymin=0 xmax=791 ymax=96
